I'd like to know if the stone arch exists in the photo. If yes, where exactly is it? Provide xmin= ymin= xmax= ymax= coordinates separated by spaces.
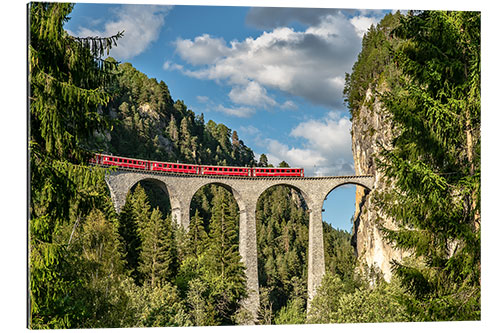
xmin=125 ymin=177 xmax=173 ymax=216
xmin=321 ymin=180 xmax=372 ymax=203
xmin=189 ymin=180 xmax=246 ymax=218
xmin=255 ymin=182 xmax=312 ymax=212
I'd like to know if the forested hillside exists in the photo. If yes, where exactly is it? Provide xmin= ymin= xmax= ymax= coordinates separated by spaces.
xmin=28 ymin=4 xmax=480 ymax=328
xmin=90 ymin=61 xmax=256 ymax=167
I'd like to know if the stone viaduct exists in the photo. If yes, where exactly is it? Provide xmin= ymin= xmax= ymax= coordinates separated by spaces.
xmin=105 ymin=169 xmax=374 ymax=321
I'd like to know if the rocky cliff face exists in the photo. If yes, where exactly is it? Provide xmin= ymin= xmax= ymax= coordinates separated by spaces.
xmin=350 ymin=87 xmax=406 ymax=282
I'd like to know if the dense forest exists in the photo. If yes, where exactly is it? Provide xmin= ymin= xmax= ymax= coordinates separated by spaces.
xmin=28 ymin=3 xmax=480 ymax=329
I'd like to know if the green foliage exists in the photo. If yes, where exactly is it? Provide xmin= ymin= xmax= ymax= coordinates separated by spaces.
xmin=69 ymin=209 xmax=133 ymax=328
xmin=138 ymin=209 xmax=178 ymax=287
xmin=29 ymin=3 xmax=119 ymax=163
xmin=307 ymin=273 xmax=408 ymax=324
xmin=274 ymin=297 xmax=306 ymax=325
xmin=185 ymin=278 xmax=218 ymax=326
xmin=124 ymin=280 xmax=192 ymax=327
xmin=323 ymin=223 xmax=358 ymax=288
xmin=374 ymin=11 xmax=481 ymax=321
xmin=187 ymin=209 xmax=209 ymax=259
xmin=29 ymin=3 xmax=123 ymax=327
xmin=306 ymin=273 xmax=348 ymax=323
xmin=255 ymin=185 xmax=309 ymax=321
xmin=204 ymin=188 xmax=247 ymax=323
xmin=344 ymin=11 xmax=403 ymax=119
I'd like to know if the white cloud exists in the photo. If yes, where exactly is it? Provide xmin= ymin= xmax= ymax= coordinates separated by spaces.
xmin=228 ymin=81 xmax=277 ymax=108
xmin=70 ymin=5 xmax=171 ymax=60
xmin=174 ymin=34 xmax=229 ymax=65
xmin=194 ymin=95 xmax=255 ymax=118
xmin=263 ymin=111 xmax=354 ymax=176
xmin=173 ymin=12 xmax=365 ymax=109
xmin=281 ymin=100 xmax=297 ymax=110
xmin=291 ymin=111 xmax=351 ymax=156
xmin=266 ymin=139 xmax=327 ymax=168
xmin=196 ymin=95 xmax=210 ymax=104
xmin=350 ymin=15 xmax=378 ymax=38
xmin=215 ymin=104 xmax=255 ymax=118
xmin=239 ymin=125 xmax=261 ymax=136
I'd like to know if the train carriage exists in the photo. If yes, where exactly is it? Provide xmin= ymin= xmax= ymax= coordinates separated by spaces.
xmin=200 ymin=165 xmax=251 ymax=177
xmin=97 ymin=154 xmax=149 ymax=170
xmin=252 ymin=167 xmax=304 ymax=177
xmin=151 ymin=161 xmax=199 ymax=174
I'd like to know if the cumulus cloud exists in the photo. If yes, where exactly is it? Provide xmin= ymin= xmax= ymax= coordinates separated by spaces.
xmin=350 ymin=15 xmax=379 ymax=38
xmin=264 ymin=111 xmax=354 ymax=176
xmin=172 ymin=12 xmax=364 ymax=109
xmin=291 ymin=111 xmax=352 ymax=157
xmin=228 ymin=81 xmax=278 ymax=108
xmin=265 ymin=139 xmax=327 ymax=168
xmin=174 ymin=34 xmax=229 ymax=65
xmin=69 ymin=5 xmax=171 ymax=60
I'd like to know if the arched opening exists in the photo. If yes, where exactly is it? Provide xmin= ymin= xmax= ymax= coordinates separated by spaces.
xmin=130 ymin=178 xmax=171 ymax=217
xmin=321 ymin=182 xmax=371 ymax=286
xmin=118 ymin=178 xmax=174 ymax=286
xmin=254 ymin=184 xmax=309 ymax=324
xmin=178 ymin=182 xmax=246 ymax=325
xmin=189 ymin=182 xmax=242 ymax=229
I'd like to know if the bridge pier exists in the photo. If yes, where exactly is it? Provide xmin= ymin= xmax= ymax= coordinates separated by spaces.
xmin=307 ymin=199 xmax=326 ymax=310
xmin=169 ymin=190 xmax=192 ymax=230
xmin=238 ymin=198 xmax=260 ymax=323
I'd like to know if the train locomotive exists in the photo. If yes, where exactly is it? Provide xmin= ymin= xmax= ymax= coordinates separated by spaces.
xmin=91 ymin=153 xmax=304 ymax=177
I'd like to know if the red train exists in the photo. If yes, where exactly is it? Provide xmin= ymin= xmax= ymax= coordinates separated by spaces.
xmin=91 ymin=153 xmax=304 ymax=177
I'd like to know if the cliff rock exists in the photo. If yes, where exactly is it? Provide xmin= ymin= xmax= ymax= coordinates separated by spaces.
xmin=351 ymin=87 xmax=405 ymax=281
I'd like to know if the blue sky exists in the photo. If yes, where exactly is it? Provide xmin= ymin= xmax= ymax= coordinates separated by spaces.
xmin=64 ymin=1 xmax=392 ymax=231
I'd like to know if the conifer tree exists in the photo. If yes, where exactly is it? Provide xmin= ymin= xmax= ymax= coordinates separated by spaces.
xmin=187 ymin=209 xmax=208 ymax=259
xmin=139 ymin=208 xmax=177 ymax=287
xmin=206 ymin=188 xmax=246 ymax=323
xmin=73 ymin=209 xmax=130 ymax=327
xmin=377 ymin=11 xmax=481 ymax=320
xmin=28 ymin=3 xmax=122 ymax=328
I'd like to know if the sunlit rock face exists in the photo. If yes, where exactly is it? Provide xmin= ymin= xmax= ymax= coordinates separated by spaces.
xmin=350 ymin=87 xmax=406 ymax=282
